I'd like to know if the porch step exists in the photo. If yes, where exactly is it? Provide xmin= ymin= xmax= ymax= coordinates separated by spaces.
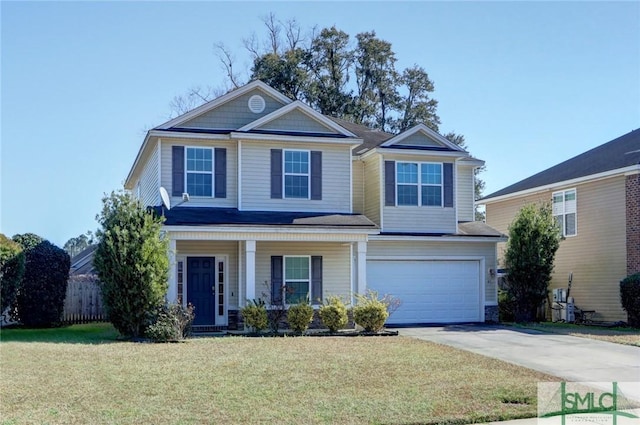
xmin=192 ymin=325 xmax=228 ymax=334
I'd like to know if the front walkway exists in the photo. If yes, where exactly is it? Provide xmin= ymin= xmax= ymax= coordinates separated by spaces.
xmin=399 ymin=324 xmax=640 ymax=400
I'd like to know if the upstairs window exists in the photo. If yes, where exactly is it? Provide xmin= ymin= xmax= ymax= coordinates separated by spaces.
xmin=553 ymin=189 xmax=577 ymax=236
xmin=284 ymin=150 xmax=309 ymax=199
xmin=186 ymin=147 xmax=213 ymax=197
xmin=396 ymin=162 xmax=443 ymax=206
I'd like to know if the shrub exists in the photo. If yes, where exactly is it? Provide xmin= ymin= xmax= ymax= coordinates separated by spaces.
xmin=620 ymin=273 xmax=640 ymax=327
xmin=0 ymin=234 xmax=25 ymax=315
xmin=146 ymin=303 xmax=195 ymax=342
xmin=353 ymin=290 xmax=389 ymax=332
xmin=287 ymin=302 xmax=314 ymax=334
xmin=498 ymin=289 xmax=516 ymax=322
xmin=93 ymin=191 xmax=169 ymax=338
xmin=319 ymin=295 xmax=348 ymax=332
xmin=13 ymin=237 xmax=70 ymax=327
xmin=241 ymin=299 xmax=268 ymax=333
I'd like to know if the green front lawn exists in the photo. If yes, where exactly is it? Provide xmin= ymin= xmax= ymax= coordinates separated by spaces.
xmin=1 ymin=323 xmax=557 ymax=425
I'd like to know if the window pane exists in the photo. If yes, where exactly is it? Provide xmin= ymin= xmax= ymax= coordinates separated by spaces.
xmin=421 ymin=163 xmax=442 ymax=185
xmin=284 ymin=175 xmax=309 ymax=198
xmin=285 ymin=281 xmax=309 ymax=304
xmin=285 ymin=257 xmax=310 ymax=280
xmin=187 ymin=173 xmax=212 ymax=196
xmin=186 ymin=148 xmax=212 ymax=172
xmin=565 ymin=190 xmax=576 ymax=202
xmin=422 ymin=185 xmax=442 ymax=206
xmin=554 ymin=215 xmax=564 ymax=235
xmin=397 ymin=185 xmax=418 ymax=205
xmin=565 ymin=213 xmax=576 ymax=236
xmin=397 ymin=163 xmax=418 ymax=184
xmin=285 ymin=151 xmax=309 ymax=174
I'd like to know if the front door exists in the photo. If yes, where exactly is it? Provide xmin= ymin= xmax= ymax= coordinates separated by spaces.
xmin=187 ymin=257 xmax=216 ymax=326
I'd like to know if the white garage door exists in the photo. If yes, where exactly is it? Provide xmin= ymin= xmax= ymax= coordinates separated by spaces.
xmin=367 ymin=260 xmax=481 ymax=324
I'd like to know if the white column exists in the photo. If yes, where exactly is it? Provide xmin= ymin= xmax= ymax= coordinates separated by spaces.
xmin=356 ymin=241 xmax=367 ymax=295
xmin=167 ymin=237 xmax=177 ymax=303
xmin=245 ymin=240 xmax=256 ymax=301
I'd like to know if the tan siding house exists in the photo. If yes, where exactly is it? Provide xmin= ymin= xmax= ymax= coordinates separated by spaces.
xmin=481 ymin=129 xmax=640 ymax=323
xmin=124 ymin=81 xmax=505 ymax=330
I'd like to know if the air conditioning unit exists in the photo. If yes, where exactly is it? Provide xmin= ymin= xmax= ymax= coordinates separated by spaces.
xmin=553 ymin=288 xmax=566 ymax=303
xmin=552 ymin=298 xmax=575 ymax=322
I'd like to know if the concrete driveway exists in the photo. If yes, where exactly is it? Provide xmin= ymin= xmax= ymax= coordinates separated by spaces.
xmin=399 ymin=324 xmax=640 ymax=400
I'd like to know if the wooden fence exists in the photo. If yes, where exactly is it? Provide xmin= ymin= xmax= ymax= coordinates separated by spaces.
xmin=63 ymin=275 xmax=106 ymax=324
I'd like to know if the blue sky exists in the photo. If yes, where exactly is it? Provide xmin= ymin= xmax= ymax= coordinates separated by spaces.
xmin=1 ymin=1 xmax=639 ymax=248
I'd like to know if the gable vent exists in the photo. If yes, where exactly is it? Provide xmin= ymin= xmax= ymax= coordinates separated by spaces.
xmin=248 ymin=95 xmax=266 ymax=113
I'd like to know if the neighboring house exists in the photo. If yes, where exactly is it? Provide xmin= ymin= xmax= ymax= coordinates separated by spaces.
xmin=481 ymin=129 xmax=640 ymax=322
xmin=124 ymin=80 xmax=505 ymax=330
xmin=69 ymin=245 xmax=97 ymax=276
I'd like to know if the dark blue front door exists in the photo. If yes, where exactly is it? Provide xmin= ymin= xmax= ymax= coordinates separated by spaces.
xmin=187 ymin=257 xmax=216 ymax=326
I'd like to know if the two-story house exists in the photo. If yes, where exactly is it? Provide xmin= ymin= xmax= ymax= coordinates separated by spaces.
xmin=481 ymin=129 xmax=640 ymax=323
xmin=125 ymin=80 xmax=505 ymax=330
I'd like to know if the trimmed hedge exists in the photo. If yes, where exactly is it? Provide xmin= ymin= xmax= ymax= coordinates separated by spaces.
xmin=15 ymin=238 xmax=70 ymax=327
xmin=319 ymin=296 xmax=348 ymax=332
xmin=0 ymin=234 xmax=25 ymax=314
xmin=241 ymin=299 xmax=268 ymax=333
xmin=353 ymin=291 xmax=389 ymax=332
xmin=620 ymin=273 xmax=640 ymax=327
xmin=287 ymin=303 xmax=314 ymax=334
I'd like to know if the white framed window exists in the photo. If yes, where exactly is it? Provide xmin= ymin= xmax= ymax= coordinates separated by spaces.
xmin=553 ymin=188 xmax=577 ymax=236
xmin=396 ymin=162 xmax=443 ymax=206
xmin=186 ymin=147 xmax=213 ymax=197
xmin=284 ymin=256 xmax=310 ymax=304
xmin=283 ymin=150 xmax=310 ymax=199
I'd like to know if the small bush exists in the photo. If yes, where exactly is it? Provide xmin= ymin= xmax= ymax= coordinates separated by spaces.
xmin=146 ymin=303 xmax=195 ymax=342
xmin=319 ymin=296 xmax=348 ymax=333
xmin=620 ymin=273 xmax=640 ymax=327
xmin=287 ymin=302 xmax=314 ymax=334
xmin=0 ymin=234 xmax=25 ymax=315
xmin=13 ymin=237 xmax=70 ymax=327
xmin=353 ymin=290 xmax=389 ymax=332
xmin=241 ymin=299 xmax=268 ymax=333
xmin=498 ymin=289 xmax=516 ymax=322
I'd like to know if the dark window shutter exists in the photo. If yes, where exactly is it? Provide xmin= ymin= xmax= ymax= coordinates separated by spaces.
xmin=214 ymin=148 xmax=226 ymax=198
xmin=271 ymin=149 xmax=283 ymax=199
xmin=310 ymin=151 xmax=322 ymax=200
xmin=443 ymin=163 xmax=453 ymax=208
xmin=271 ymin=256 xmax=283 ymax=305
xmin=384 ymin=160 xmax=396 ymax=206
xmin=311 ymin=256 xmax=323 ymax=305
xmin=172 ymin=146 xmax=185 ymax=197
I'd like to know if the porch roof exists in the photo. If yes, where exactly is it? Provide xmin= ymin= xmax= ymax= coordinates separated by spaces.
xmin=153 ymin=206 xmax=378 ymax=228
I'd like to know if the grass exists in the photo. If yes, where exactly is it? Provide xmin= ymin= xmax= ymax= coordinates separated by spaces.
xmin=1 ymin=323 xmax=558 ymax=425
xmin=512 ymin=322 xmax=640 ymax=347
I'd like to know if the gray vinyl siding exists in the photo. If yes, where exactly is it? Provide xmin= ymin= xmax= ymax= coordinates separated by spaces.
xmin=138 ymin=144 xmax=160 ymax=207
xmin=394 ymin=132 xmax=441 ymax=147
xmin=179 ymin=90 xmax=286 ymax=129
xmin=363 ymin=155 xmax=381 ymax=225
xmin=241 ymin=140 xmax=351 ymax=212
xmin=368 ymin=240 xmax=498 ymax=304
xmin=255 ymin=242 xmax=351 ymax=304
xmin=256 ymin=109 xmax=338 ymax=134
xmin=457 ymin=165 xmax=475 ymax=222
xmin=352 ymin=160 xmax=365 ymax=214
xmin=485 ymin=175 xmax=628 ymax=321
xmin=160 ymin=138 xmax=237 ymax=208
xmin=176 ymin=240 xmax=239 ymax=308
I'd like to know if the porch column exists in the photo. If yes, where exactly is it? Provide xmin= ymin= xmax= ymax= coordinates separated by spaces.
xmin=167 ymin=237 xmax=178 ymax=303
xmin=245 ymin=240 xmax=256 ymax=301
xmin=356 ymin=241 xmax=367 ymax=295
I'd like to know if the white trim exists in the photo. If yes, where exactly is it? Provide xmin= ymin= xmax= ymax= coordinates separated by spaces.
xmin=282 ymin=149 xmax=311 ymax=200
xmin=156 ymin=80 xmax=292 ymax=130
xmin=379 ymin=156 xmax=385 ymax=231
xmin=380 ymin=124 xmax=466 ymax=152
xmin=125 ymin=132 xmax=153 ymax=189
xmin=369 ymin=234 xmax=507 ymax=243
xmin=230 ymin=131 xmax=361 ymax=145
xmin=182 ymin=254 xmax=229 ymax=326
xmin=237 ymin=100 xmax=358 ymax=137
xmin=149 ymin=129 xmax=231 ymax=140
xmin=283 ymin=255 xmax=311 ymax=304
xmin=395 ymin=161 xmax=444 ymax=207
xmin=552 ymin=188 xmax=578 ymax=237
xmin=245 ymin=241 xmax=256 ymax=302
xmin=165 ymin=227 xmax=375 ymax=242
xmin=480 ymin=164 xmax=640 ymax=204
xmin=375 ymin=147 xmax=469 ymax=159
xmin=349 ymin=151 xmax=353 ymax=213
xmin=238 ymin=140 xmax=243 ymax=210
xmin=156 ymin=138 xmax=162 ymax=204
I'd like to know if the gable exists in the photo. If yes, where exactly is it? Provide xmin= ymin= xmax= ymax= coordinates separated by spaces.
xmin=255 ymin=108 xmax=342 ymax=135
xmin=394 ymin=131 xmax=443 ymax=148
xmin=178 ymin=89 xmax=287 ymax=130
